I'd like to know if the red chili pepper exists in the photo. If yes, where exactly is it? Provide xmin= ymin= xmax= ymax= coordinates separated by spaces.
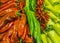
xmin=0 ymin=22 xmax=13 ymax=33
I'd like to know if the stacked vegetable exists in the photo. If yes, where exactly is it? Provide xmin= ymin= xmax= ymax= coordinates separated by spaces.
xmin=41 ymin=0 xmax=60 ymax=43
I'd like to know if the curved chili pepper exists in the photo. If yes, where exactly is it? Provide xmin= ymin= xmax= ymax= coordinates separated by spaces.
xmin=0 ymin=8 xmax=18 ymax=16
xmin=0 ymin=22 xmax=13 ymax=33
xmin=21 ymin=25 xmax=27 ymax=39
xmin=0 ymin=17 xmax=17 ymax=29
xmin=0 ymin=1 xmax=13 ymax=8
xmin=10 ymin=21 xmax=19 ymax=43
xmin=0 ymin=0 xmax=9 ymax=3
xmin=0 ymin=2 xmax=16 ymax=12
xmin=1 ymin=24 xmax=14 ymax=43
xmin=17 ymin=14 xmax=26 ymax=37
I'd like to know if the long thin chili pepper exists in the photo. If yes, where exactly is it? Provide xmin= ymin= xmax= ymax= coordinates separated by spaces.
xmin=0 ymin=1 xmax=13 ymax=8
xmin=0 ymin=2 xmax=16 ymax=12
xmin=21 ymin=25 xmax=27 ymax=39
xmin=0 ymin=0 xmax=9 ymax=3
xmin=0 ymin=22 xmax=13 ymax=33
xmin=17 ymin=14 xmax=26 ymax=37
